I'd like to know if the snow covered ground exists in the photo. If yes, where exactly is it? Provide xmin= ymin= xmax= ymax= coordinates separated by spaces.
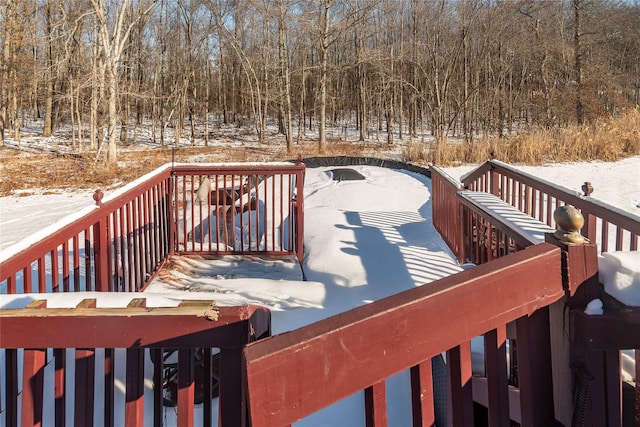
xmin=1 ymin=157 xmax=639 ymax=426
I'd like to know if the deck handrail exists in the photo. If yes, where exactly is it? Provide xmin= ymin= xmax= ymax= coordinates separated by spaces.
xmin=0 ymin=162 xmax=306 ymax=295
xmin=0 ymin=298 xmax=270 ymax=427
xmin=460 ymin=159 xmax=639 ymax=253
xmin=244 ymin=243 xmax=564 ymax=426
xmin=170 ymin=163 xmax=305 ymax=264
xmin=0 ymin=167 xmax=174 ymax=293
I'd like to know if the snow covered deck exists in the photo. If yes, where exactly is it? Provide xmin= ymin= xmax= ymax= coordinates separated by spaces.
xmin=1 ymin=159 xmax=638 ymax=426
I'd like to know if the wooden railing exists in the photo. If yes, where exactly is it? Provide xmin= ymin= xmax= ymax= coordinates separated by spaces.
xmin=0 ymin=162 xmax=304 ymax=427
xmin=431 ymin=166 xmax=464 ymax=262
xmin=431 ymin=160 xmax=639 ymax=425
xmin=0 ymin=166 xmax=174 ymax=294
xmin=459 ymin=159 xmax=639 ymax=254
xmin=0 ymin=162 xmax=305 ymax=295
xmin=171 ymin=163 xmax=305 ymax=263
xmin=0 ymin=298 xmax=270 ymax=427
xmin=244 ymin=243 xmax=565 ymax=426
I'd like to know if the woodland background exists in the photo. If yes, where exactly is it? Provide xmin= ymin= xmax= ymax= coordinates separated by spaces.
xmin=1 ymin=0 xmax=639 ymax=166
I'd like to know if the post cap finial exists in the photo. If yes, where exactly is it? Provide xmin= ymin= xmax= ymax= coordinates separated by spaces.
xmin=553 ymin=205 xmax=588 ymax=244
xmin=582 ymin=182 xmax=593 ymax=196
xmin=93 ymin=189 xmax=104 ymax=206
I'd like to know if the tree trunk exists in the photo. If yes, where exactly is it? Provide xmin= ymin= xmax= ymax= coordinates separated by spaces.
xmin=574 ymin=0 xmax=584 ymax=125
xmin=318 ymin=1 xmax=333 ymax=151
xmin=106 ymin=67 xmax=118 ymax=164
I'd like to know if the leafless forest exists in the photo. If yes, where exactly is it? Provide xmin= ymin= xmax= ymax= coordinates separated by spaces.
xmin=1 ymin=0 xmax=639 ymax=164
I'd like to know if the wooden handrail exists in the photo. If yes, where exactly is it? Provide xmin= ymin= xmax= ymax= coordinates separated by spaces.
xmin=460 ymin=160 xmax=639 ymax=252
xmin=1 ymin=299 xmax=271 ymax=427
xmin=0 ymin=162 xmax=306 ymax=295
xmin=244 ymin=243 xmax=563 ymax=426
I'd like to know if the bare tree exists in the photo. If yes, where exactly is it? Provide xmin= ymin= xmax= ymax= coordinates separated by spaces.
xmin=90 ymin=0 xmax=156 ymax=164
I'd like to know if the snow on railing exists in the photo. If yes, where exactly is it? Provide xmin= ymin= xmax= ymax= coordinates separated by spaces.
xmin=0 ymin=162 xmax=306 ymax=295
xmin=0 ymin=297 xmax=270 ymax=427
xmin=460 ymin=159 xmax=639 ymax=254
xmin=244 ymin=244 xmax=564 ymax=426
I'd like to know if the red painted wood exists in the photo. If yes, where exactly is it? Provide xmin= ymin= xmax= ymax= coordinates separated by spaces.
xmin=634 ymin=347 xmax=640 ymax=427
xmin=202 ymin=347 xmax=213 ymax=427
xmin=72 ymin=235 xmax=80 ymax=290
xmin=0 ymin=305 xmax=270 ymax=349
xmin=51 ymin=249 xmax=59 ymax=292
xmin=515 ymin=308 xmax=554 ymax=427
xmin=484 ymin=326 xmax=510 ymax=426
xmin=5 ymin=349 xmax=19 ymax=426
xmin=410 ymin=361 xmax=435 ymax=427
xmin=94 ymin=217 xmax=109 ymax=292
xmin=38 ymin=257 xmax=46 ymax=292
xmin=151 ymin=348 xmax=164 ymax=427
xmin=54 ymin=349 xmax=66 ymax=427
xmin=461 ymin=160 xmax=639 ymax=253
xmin=177 ymin=349 xmax=195 ymax=427
xmin=24 ymin=265 xmax=33 ymax=293
xmin=448 ymin=342 xmax=474 ymax=426
xmin=74 ymin=349 xmax=96 ymax=427
xmin=364 ymin=381 xmax=387 ymax=427
xmin=22 ymin=349 xmax=46 ymax=427
xmin=104 ymin=348 xmax=115 ymax=427
xmin=605 ymin=350 xmax=622 ymax=426
xmin=125 ymin=348 xmax=145 ymax=426
xmin=220 ymin=347 xmax=247 ymax=427
xmin=244 ymin=244 xmax=562 ymax=426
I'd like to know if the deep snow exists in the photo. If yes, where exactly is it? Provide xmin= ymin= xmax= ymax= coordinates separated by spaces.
xmin=1 ymin=158 xmax=639 ymax=426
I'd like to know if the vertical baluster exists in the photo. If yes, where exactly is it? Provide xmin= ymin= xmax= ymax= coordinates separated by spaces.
xmin=601 ymin=220 xmax=610 ymax=253
xmin=485 ymin=326 xmax=510 ymax=426
xmin=177 ymin=349 xmax=194 ymax=427
xmin=22 ymin=348 xmax=46 ymax=426
xmin=38 ymin=256 xmax=46 ymax=292
xmin=51 ymin=249 xmax=59 ymax=292
xmin=219 ymin=347 xmax=245 ymax=427
xmin=447 ymin=341 xmax=474 ymax=425
xmin=5 ymin=348 xmax=18 ymax=426
xmin=365 ymin=380 xmax=387 ymax=427
xmin=125 ymin=348 xmax=145 ymax=426
xmin=516 ymin=309 xmax=554 ymax=427
xmin=151 ymin=348 xmax=164 ymax=427
xmin=615 ymin=226 xmax=624 ymax=251
xmin=54 ymin=349 xmax=66 ymax=427
xmin=84 ymin=228 xmax=92 ymax=291
xmin=75 ymin=299 xmax=96 ymax=427
xmin=24 ymin=265 xmax=33 ymax=293
xmin=104 ymin=348 xmax=115 ymax=427
xmin=75 ymin=348 xmax=96 ymax=426
xmin=62 ymin=241 xmax=70 ymax=292
xmin=410 ymin=361 xmax=435 ymax=427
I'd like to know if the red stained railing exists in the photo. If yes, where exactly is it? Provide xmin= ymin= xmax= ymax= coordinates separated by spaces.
xmin=0 ymin=162 xmax=305 ymax=295
xmin=431 ymin=160 xmax=639 ymax=426
xmin=0 ymin=162 xmax=303 ymax=427
xmin=460 ymin=159 xmax=639 ymax=254
xmin=244 ymin=244 xmax=565 ymax=426
xmin=0 ymin=299 xmax=270 ymax=427
xmin=0 ymin=166 xmax=174 ymax=294
xmin=171 ymin=163 xmax=305 ymax=264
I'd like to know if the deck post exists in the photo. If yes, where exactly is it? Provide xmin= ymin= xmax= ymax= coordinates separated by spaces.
xmin=516 ymin=307 xmax=555 ymax=427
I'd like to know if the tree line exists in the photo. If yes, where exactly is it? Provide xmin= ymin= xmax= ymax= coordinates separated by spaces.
xmin=1 ymin=0 xmax=639 ymax=163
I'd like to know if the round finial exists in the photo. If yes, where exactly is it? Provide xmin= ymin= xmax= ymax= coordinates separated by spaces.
xmin=490 ymin=150 xmax=497 ymax=160
xmin=297 ymin=153 xmax=303 ymax=165
xmin=553 ymin=205 xmax=587 ymax=244
xmin=93 ymin=189 xmax=104 ymax=206
xmin=582 ymin=182 xmax=593 ymax=196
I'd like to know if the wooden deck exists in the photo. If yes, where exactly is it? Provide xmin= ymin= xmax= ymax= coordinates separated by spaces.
xmin=1 ymin=159 xmax=638 ymax=426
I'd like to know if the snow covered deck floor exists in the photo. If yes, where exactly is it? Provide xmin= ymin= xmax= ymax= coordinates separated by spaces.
xmin=143 ymin=255 xmax=327 ymax=312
